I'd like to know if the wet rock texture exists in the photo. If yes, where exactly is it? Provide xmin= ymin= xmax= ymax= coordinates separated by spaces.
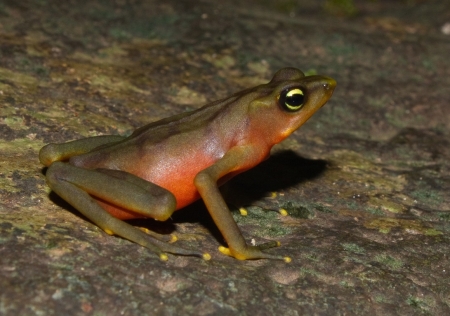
xmin=0 ymin=0 xmax=449 ymax=315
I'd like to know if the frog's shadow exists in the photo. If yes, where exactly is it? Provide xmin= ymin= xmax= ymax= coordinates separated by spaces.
xmin=48 ymin=150 xmax=326 ymax=245
xmin=172 ymin=150 xmax=326 ymax=221
xmin=158 ymin=150 xmax=327 ymax=243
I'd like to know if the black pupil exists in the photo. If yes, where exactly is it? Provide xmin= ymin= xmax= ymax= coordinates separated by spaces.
xmin=286 ymin=93 xmax=304 ymax=107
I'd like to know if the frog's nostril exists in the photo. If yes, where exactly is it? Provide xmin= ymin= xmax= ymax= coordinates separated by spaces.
xmin=323 ymin=78 xmax=337 ymax=91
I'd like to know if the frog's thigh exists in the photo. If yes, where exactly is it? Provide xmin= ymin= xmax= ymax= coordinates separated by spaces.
xmin=96 ymin=168 xmax=172 ymax=205
xmin=49 ymin=162 xmax=176 ymax=221
xmin=44 ymin=162 xmax=201 ymax=258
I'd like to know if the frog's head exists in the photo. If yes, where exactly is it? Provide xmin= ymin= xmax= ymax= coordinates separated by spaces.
xmin=248 ymin=67 xmax=336 ymax=143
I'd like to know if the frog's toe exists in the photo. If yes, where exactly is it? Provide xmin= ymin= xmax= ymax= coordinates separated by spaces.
xmin=239 ymin=207 xmax=248 ymax=216
xmin=158 ymin=243 xmax=209 ymax=259
xmin=138 ymin=227 xmax=176 ymax=243
xmin=129 ymin=228 xmax=208 ymax=259
xmin=219 ymin=246 xmax=232 ymax=256
xmin=256 ymin=240 xmax=280 ymax=250
xmin=159 ymin=253 xmax=169 ymax=261
xmin=158 ymin=250 xmax=210 ymax=261
xmin=219 ymin=244 xmax=289 ymax=262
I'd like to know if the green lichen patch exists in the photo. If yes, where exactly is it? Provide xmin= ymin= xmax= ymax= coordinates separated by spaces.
xmin=341 ymin=242 xmax=365 ymax=254
xmin=364 ymin=218 xmax=443 ymax=236
xmin=367 ymin=197 xmax=406 ymax=214
xmin=410 ymin=187 xmax=444 ymax=208
xmin=374 ymin=254 xmax=403 ymax=270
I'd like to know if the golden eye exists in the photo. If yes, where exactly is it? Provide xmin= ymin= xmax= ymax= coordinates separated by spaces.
xmin=278 ymin=87 xmax=305 ymax=112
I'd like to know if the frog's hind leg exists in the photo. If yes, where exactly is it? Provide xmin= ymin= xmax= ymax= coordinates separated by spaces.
xmin=40 ymin=135 xmax=126 ymax=166
xmin=95 ymin=168 xmax=179 ymax=242
xmin=44 ymin=161 xmax=208 ymax=261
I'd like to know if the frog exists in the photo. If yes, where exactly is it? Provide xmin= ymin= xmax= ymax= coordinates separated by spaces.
xmin=39 ymin=67 xmax=336 ymax=262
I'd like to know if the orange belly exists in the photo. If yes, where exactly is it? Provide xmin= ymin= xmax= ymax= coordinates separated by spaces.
xmin=96 ymin=153 xmax=215 ymax=220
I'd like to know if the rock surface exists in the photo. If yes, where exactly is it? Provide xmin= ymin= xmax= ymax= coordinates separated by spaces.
xmin=0 ymin=0 xmax=449 ymax=315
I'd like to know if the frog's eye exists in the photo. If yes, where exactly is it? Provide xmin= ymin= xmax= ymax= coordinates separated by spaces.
xmin=278 ymin=87 xmax=305 ymax=112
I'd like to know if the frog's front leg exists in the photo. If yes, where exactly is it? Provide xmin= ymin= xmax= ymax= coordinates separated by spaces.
xmin=194 ymin=146 xmax=290 ymax=262
xmin=44 ymin=162 xmax=208 ymax=260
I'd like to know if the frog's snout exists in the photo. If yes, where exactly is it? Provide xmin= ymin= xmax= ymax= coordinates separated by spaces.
xmin=323 ymin=77 xmax=337 ymax=92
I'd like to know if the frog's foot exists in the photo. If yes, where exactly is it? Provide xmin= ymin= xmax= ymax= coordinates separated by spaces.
xmin=218 ymin=243 xmax=291 ymax=263
xmin=113 ymin=228 xmax=210 ymax=261
xmin=94 ymin=219 xmax=209 ymax=261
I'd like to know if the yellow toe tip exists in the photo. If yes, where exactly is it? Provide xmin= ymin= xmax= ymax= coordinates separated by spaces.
xmin=239 ymin=207 xmax=248 ymax=216
xmin=284 ymin=256 xmax=292 ymax=263
xmin=203 ymin=253 xmax=211 ymax=261
xmin=159 ymin=253 xmax=169 ymax=261
xmin=139 ymin=227 xmax=150 ymax=234
xmin=218 ymin=246 xmax=232 ymax=256
xmin=279 ymin=208 xmax=288 ymax=216
xmin=169 ymin=234 xmax=178 ymax=243
xmin=104 ymin=229 xmax=114 ymax=236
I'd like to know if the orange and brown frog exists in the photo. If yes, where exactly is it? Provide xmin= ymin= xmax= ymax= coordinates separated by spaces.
xmin=39 ymin=68 xmax=336 ymax=262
